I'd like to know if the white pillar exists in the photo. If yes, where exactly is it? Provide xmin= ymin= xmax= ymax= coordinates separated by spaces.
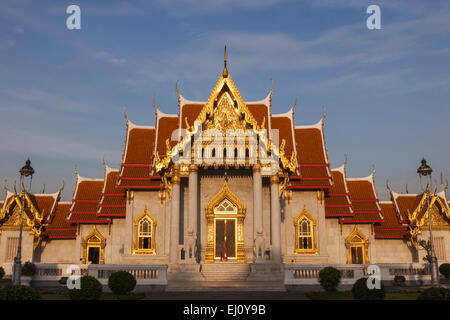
xmin=188 ymin=164 xmax=198 ymax=261
xmin=169 ymin=164 xmax=181 ymax=265
xmin=253 ymin=164 xmax=264 ymax=261
xmin=270 ymin=175 xmax=282 ymax=264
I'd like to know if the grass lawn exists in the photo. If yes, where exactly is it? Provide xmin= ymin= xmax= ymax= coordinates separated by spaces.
xmin=0 ymin=279 xmax=12 ymax=283
xmin=41 ymin=292 xmax=145 ymax=300
xmin=307 ymin=291 xmax=420 ymax=300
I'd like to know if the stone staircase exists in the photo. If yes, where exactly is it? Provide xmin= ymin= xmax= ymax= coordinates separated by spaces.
xmin=200 ymin=262 xmax=250 ymax=281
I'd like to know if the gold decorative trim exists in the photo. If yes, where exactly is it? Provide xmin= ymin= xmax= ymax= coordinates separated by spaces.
xmin=345 ymin=226 xmax=369 ymax=264
xmin=132 ymin=207 xmax=157 ymax=255
xmin=81 ymin=226 xmax=106 ymax=264
xmin=205 ymin=180 xmax=246 ymax=263
xmin=294 ymin=206 xmax=318 ymax=255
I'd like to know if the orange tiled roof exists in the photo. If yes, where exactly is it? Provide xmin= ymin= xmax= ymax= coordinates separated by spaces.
xmin=99 ymin=167 xmax=126 ymax=218
xmin=271 ymin=116 xmax=294 ymax=156
xmin=118 ymin=121 xmax=162 ymax=189
xmin=288 ymin=122 xmax=332 ymax=190
xmin=325 ymin=167 xmax=353 ymax=217
xmin=155 ymin=116 xmax=180 ymax=156
xmin=247 ymin=103 xmax=269 ymax=134
xmin=392 ymin=193 xmax=422 ymax=223
xmin=340 ymin=176 xmax=383 ymax=224
xmin=375 ymin=202 xmax=409 ymax=239
xmin=68 ymin=176 xmax=109 ymax=224
xmin=30 ymin=193 xmax=59 ymax=224
xmin=45 ymin=202 xmax=76 ymax=239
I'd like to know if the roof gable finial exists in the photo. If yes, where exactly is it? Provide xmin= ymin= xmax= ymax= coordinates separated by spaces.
xmin=223 ymin=46 xmax=228 ymax=78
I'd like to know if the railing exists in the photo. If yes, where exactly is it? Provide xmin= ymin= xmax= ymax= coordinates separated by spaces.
xmin=31 ymin=263 xmax=168 ymax=285
xmin=285 ymin=263 xmax=431 ymax=285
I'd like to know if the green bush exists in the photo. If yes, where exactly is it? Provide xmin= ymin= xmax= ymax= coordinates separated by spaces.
xmin=394 ymin=275 xmax=406 ymax=286
xmin=108 ymin=271 xmax=136 ymax=295
xmin=69 ymin=276 xmax=103 ymax=300
xmin=0 ymin=285 xmax=41 ymax=300
xmin=0 ymin=267 xmax=5 ymax=280
xmin=439 ymin=263 xmax=450 ymax=279
xmin=352 ymin=277 xmax=385 ymax=300
xmin=318 ymin=267 xmax=342 ymax=292
xmin=417 ymin=287 xmax=450 ymax=300
xmin=21 ymin=262 xmax=36 ymax=276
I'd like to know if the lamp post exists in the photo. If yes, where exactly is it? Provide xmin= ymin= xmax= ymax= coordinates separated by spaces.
xmin=12 ymin=158 xmax=34 ymax=285
xmin=417 ymin=158 xmax=439 ymax=286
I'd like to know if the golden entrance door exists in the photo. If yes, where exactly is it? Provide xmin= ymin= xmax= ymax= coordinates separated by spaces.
xmin=215 ymin=219 xmax=236 ymax=259
xmin=205 ymin=181 xmax=246 ymax=263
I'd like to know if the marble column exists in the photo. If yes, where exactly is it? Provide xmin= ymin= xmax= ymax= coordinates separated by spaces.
xmin=169 ymin=164 xmax=181 ymax=265
xmin=188 ymin=164 xmax=198 ymax=261
xmin=270 ymin=175 xmax=282 ymax=264
xmin=253 ymin=164 xmax=264 ymax=261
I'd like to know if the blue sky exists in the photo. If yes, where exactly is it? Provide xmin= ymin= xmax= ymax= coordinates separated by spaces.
xmin=0 ymin=0 xmax=449 ymax=201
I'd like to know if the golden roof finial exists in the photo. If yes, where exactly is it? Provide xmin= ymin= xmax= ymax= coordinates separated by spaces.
xmin=223 ymin=45 xmax=228 ymax=77
xmin=41 ymin=184 xmax=45 ymax=193
xmin=344 ymin=154 xmax=348 ymax=166
xmin=152 ymin=95 xmax=158 ymax=117
xmin=371 ymin=164 xmax=376 ymax=177
xmin=123 ymin=105 xmax=128 ymax=121
xmin=292 ymin=95 xmax=297 ymax=114
xmin=74 ymin=165 xmax=78 ymax=177
xmin=321 ymin=106 xmax=327 ymax=121
xmin=175 ymin=80 xmax=180 ymax=97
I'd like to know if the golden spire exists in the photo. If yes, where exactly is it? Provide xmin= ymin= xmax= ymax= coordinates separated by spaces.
xmin=223 ymin=46 xmax=228 ymax=77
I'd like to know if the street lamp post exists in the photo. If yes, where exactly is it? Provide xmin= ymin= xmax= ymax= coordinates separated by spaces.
xmin=417 ymin=158 xmax=440 ymax=286
xmin=12 ymin=158 xmax=34 ymax=285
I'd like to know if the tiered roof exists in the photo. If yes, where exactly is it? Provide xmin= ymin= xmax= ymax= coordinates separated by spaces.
xmin=375 ymin=201 xmax=409 ymax=239
xmin=67 ymin=174 xmax=109 ymax=224
xmin=117 ymin=119 xmax=161 ymax=190
xmin=44 ymin=202 xmax=76 ymax=239
xmin=340 ymin=173 xmax=383 ymax=224
xmin=98 ymin=165 xmax=126 ymax=218
xmin=325 ymin=165 xmax=353 ymax=217
xmin=288 ymin=118 xmax=332 ymax=190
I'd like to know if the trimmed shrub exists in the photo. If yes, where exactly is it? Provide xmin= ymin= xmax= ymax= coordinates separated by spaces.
xmin=439 ymin=263 xmax=450 ymax=279
xmin=417 ymin=287 xmax=450 ymax=300
xmin=69 ymin=276 xmax=103 ymax=300
xmin=393 ymin=275 xmax=406 ymax=286
xmin=0 ymin=266 xmax=5 ymax=280
xmin=0 ymin=285 xmax=41 ymax=300
xmin=108 ymin=271 xmax=136 ymax=295
xmin=21 ymin=262 xmax=36 ymax=277
xmin=352 ymin=277 xmax=385 ymax=300
xmin=318 ymin=267 xmax=342 ymax=292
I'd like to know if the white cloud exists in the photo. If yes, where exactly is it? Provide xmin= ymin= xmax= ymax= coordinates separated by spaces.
xmin=94 ymin=51 xmax=127 ymax=65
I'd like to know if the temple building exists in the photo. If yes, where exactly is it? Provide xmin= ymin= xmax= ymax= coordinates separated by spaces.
xmin=1 ymin=51 xmax=450 ymax=284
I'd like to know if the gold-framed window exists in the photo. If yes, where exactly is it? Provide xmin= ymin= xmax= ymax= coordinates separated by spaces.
xmin=345 ymin=226 xmax=369 ymax=264
xmin=294 ymin=207 xmax=318 ymax=254
xmin=133 ymin=207 xmax=156 ymax=254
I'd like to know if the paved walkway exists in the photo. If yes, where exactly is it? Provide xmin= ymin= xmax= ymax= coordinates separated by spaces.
xmin=144 ymin=291 xmax=309 ymax=300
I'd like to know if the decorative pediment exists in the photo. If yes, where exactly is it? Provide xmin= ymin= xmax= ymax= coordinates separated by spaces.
xmin=0 ymin=192 xmax=45 ymax=249
xmin=345 ymin=226 xmax=369 ymax=246
xmin=195 ymin=72 xmax=258 ymax=131
xmin=206 ymin=180 xmax=245 ymax=218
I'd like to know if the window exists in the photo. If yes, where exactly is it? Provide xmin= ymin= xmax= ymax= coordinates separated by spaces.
xmin=7 ymin=237 xmax=19 ymax=261
xmin=294 ymin=207 xmax=318 ymax=254
xmin=433 ymin=237 xmax=446 ymax=261
xmin=133 ymin=208 xmax=157 ymax=254
xmin=298 ymin=218 xmax=313 ymax=250
xmin=345 ymin=226 xmax=369 ymax=264
xmin=138 ymin=216 xmax=153 ymax=250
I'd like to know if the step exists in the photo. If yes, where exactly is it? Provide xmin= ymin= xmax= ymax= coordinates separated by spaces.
xmin=201 ymin=263 xmax=250 ymax=281
xmin=166 ymin=281 xmax=286 ymax=292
